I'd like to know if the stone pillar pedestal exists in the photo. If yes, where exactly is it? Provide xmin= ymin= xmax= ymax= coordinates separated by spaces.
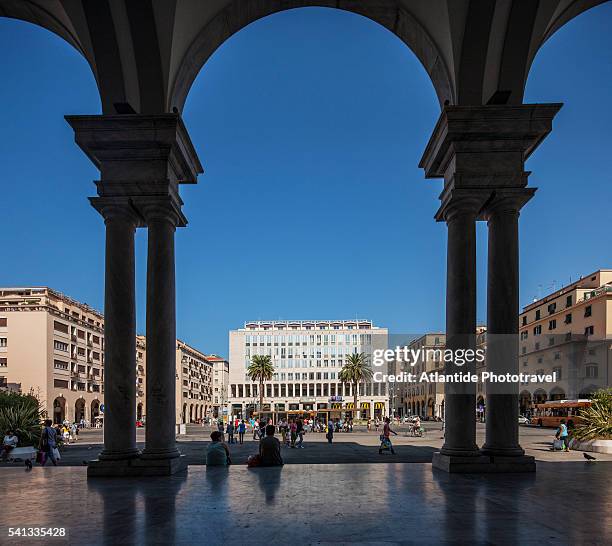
xmin=420 ymin=104 xmax=562 ymax=473
xmin=66 ymin=113 xmax=202 ymax=477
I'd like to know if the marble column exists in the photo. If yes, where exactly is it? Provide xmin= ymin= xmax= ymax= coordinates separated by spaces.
xmin=481 ymin=191 xmax=533 ymax=457
xmin=439 ymin=199 xmax=481 ymax=457
xmin=96 ymin=202 xmax=139 ymax=461
xmin=141 ymin=206 xmax=181 ymax=461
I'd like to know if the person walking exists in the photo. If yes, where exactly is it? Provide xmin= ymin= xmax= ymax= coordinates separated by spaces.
xmin=226 ymin=421 xmax=235 ymax=445
xmin=290 ymin=419 xmax=297 ymax=448
xmin=39 ymin=420 xmax=58 ymax=466
xmin=253 ymin=419 xmax=260 ymax=440
xmin=238 ymin=419 xmax=246 ymax=445
xmin=296 ymin=418 xmax=305 ymax=449
xmin=379 ymin=417 xmax=397 ymax=455
xmin=556 ymin=419 xmax=570 ymax=452
xmin=367 ymin=419 xmax=372 ymax=432
xmin=326 ymin=422 xmax=334 ymax=444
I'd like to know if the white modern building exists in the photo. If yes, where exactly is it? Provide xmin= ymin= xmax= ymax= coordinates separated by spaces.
xmin=228 ymin=320 xmax=388 ymax=422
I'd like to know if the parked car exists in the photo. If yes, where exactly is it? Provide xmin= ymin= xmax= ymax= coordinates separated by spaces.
xmin=518 ymin=415 xmax=529 ymax=425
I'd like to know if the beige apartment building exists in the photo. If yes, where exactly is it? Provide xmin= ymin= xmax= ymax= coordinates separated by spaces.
xmin=205 ymin=355 xmax=229 ymax=419
xmin=0 ymin=287 xmax=214 ymax=426
xmin=0 ymin=287 xmax=107 ymax=424
xmin=228 ymin=320 xmax=389 ymax=422
xmin=176 ymin=339 xmax=214 ymax=425
xmin=518 ymin=269 xmax=612 ymax=413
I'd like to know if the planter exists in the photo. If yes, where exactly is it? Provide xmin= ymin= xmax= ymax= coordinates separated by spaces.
xmin=570 ymin=438 xmax=612 ymax=454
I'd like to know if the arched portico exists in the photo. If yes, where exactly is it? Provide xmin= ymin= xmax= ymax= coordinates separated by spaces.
xmin=53 ymin=396 xmax=66 ymax=425
xmin=75 ymin=398 xmax=86 ymax=423
xmin=0 ymin=0 xmax=604 ymax=476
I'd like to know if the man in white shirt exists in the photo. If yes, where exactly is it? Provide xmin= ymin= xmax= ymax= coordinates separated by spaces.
xmin=1 ymin=430 xmax=18 ymax=460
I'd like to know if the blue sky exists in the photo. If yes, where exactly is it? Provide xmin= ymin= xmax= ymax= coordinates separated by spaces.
xmin=0 ymin=6 xmax=610 ymax=357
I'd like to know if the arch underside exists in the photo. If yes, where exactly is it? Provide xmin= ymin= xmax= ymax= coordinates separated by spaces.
xmin=170 ymin=0 xmax=453 ymax=112
xmin=0 ymin=0 xmax=607 ymax=114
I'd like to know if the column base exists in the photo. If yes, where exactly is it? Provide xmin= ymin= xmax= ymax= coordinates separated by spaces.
xmin=432 ymin=452 xmax=535 ymax=473
xmin=87 ymin=455 xmax=188 ymax=477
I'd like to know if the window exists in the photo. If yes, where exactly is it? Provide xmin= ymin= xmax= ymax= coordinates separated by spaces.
xmin=554 ymin=352 xmax=560 ymax=360
xmin=0 ymin=317 xmax=6 ymax=327
xmin=585 ymin=326 xmax=594 ymax=336
xmin=584 ymin=305 xmax=592 ymax=318
xmin=547 ymin=303 xmax=556 ymax=314
xmin=0 ymin=358 xmax=6 ymax=367
xmin=521 ymin=316 xmax=527 ymax=326
xmin=53 ymin=321 xmax=69 ymax=334
xmin=566 ymin=295 xmax=572 ymax=307
xmin=565 ymin=314 xmax=572 ymax=324
xmin=535 ymin=310 xmax=541 ymax=320
xmin=53 ymin=379 xmax=69 ymax=388
xmin=535 ymin=342 xmax=540 ymax=351
xmin=533 ymin=325 xmax=542 ymax=335
xmin=548 ymin=320 xmax=556 ymax=330
xmin=548 ymin=337 xmax=555 ymax=346
xmin=0 ymin=338 xmax=6 ymax=347
xmin=520 ymin=331 xmax=528 ymax=340
xmin=552 ymin=367 xmax=562 ymax=380
xmin=53 ymin=359 xmax=68 ymax=370
xmin=586 ymin=364 xmax=598 ymax=378
xmin=54 ymin=340 xmax=68 ymax=352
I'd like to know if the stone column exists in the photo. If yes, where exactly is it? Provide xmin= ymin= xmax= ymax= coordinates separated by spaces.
xmin=438 ymin=194 xmax=484 ymax=459
xmin=94 ymin=201 xmax=140 ymax=461
xmin=66 ymin=113 xmax=202 ymax=476
xmin=481 ymin=190 xmax=534 ymax=458
xmin=141 ymin=204 xmax=181 ymax=462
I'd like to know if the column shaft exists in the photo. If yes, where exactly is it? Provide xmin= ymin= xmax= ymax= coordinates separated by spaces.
xmin=441 ymin=210 xmax=480 ymax=456
xmin=482 ymin=207 xmax=524 ymax=456
xmin=100 ymin=214 xmax=139 ymax=460
xmin=142 ymin=218 xmax=180 ymax=459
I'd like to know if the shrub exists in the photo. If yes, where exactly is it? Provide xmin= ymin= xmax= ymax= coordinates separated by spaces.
xmin=0 ymin=391 xmax=44 ymax=446
xmin=573 ymin=388 xmax=612 ymax=441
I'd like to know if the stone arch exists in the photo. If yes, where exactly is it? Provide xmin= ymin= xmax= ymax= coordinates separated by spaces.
xmin=549 ymin=386 xmax=566 ymax=401
xmin=91 ymin=399 xmax=101 ymax=423
xmin=189 ymin=404 xmax=194 ymax=423
xmin=53 ymin=396 xmax=66 ymax=425
xmin=75 ymin=397 xmax=86 ymax=423
xmin=170 ymin=2 xmax=454 ymax=112
xmin=533 ymin=389 xmax=548 ymax=404
xmin=182 ymin=403 xmax=187 ymax=424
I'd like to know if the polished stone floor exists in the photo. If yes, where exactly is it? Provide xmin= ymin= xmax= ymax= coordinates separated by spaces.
xmin=1 ymin=462 xmax=610 ymax=544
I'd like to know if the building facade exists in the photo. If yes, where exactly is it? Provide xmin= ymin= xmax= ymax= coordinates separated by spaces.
xmin=206 ymin=355 xmax=229 ymax=419
xmin=518 ymin=269 xmax=612 ymax=413
xmin=228 ymin=320 xmax=388 ymax=422
xmin=0 ymin=287 xmax=106 ymax=424
xmin=0 ymin=287 xmax=214 ymax=426
xmin=176 ymin=339 xmax=214 ymax=425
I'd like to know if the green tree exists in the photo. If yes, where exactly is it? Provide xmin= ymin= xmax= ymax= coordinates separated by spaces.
xmin=0 ymin=391 xmax=44 ymax=446
xmin=247 ymin=355 xmax=274 ymax=418
xmin=339 ymin=352 xmax=373 ymax=420
xmin=573 ymin=387 xmax=612 ymax=441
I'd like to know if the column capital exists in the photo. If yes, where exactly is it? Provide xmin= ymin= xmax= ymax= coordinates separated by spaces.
xmin=483 ymin=188 xmax=537 ymax=220
xmin=435 ymin=187 xmax=490 ymax=223
xmin=89 ymin=196 xmax=142 ymax=226
xmin=132 ymin=195 xmax=187 ymax=228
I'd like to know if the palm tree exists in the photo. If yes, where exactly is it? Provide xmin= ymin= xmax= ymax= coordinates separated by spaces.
xmin=247 ymin=354 xmax=275 ymax=418
xmin=339 ymin=352 xmax=373 ymax=420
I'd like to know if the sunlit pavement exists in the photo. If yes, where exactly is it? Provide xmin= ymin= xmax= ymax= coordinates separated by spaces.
xmin=4 ymin=423 xmax=610 ymax=467
xmin=1 ymin=461 xmax=611 ymax=544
